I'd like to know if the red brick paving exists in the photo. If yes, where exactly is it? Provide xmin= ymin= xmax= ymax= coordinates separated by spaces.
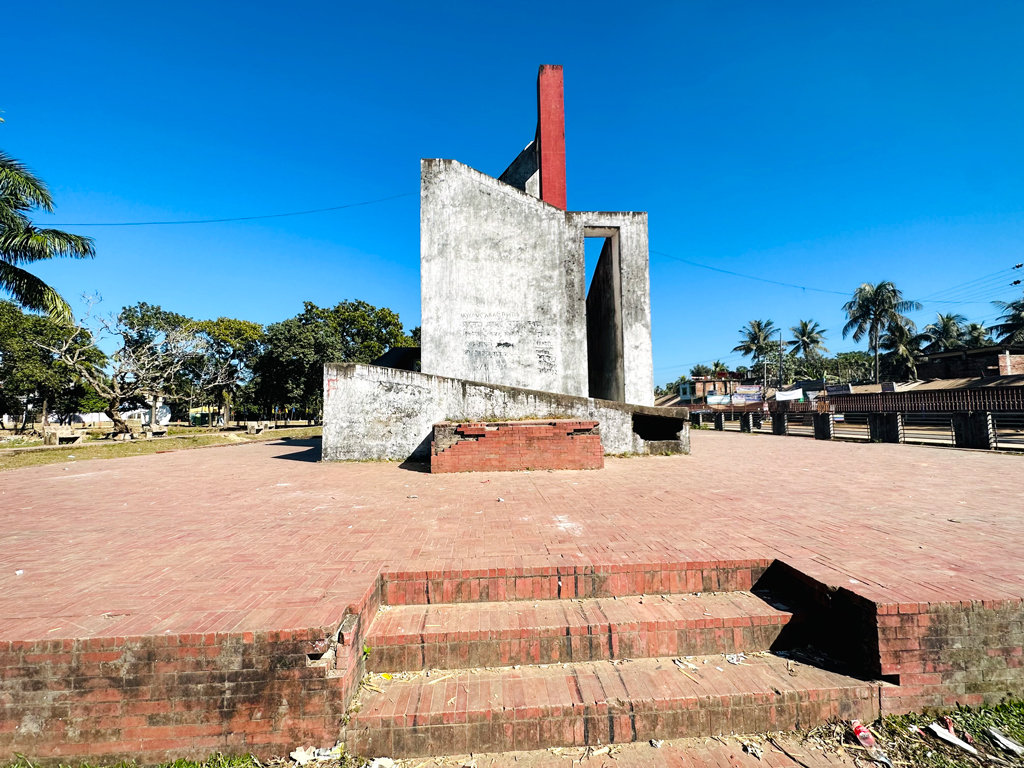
xmin=2 ymin=431 xmax=1021 ymax=643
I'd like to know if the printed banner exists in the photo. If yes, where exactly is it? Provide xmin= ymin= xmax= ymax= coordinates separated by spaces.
xmin=706 ymin=395 xmax=731 ymax=405
xmin=731 ymin=393 xmax=762 ymax=404
xmin=775 ymin=389 xmax=804 ymax=401
xmin=735 ymin=384 xmax=762 ymax=395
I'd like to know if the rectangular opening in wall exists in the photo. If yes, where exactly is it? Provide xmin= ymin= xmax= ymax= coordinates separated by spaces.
xmin=584 ymin=227 xmax=625 ymax=402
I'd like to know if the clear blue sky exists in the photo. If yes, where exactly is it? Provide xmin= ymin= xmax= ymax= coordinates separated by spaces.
xmin=6 ymin=1 xmax=1024 ymax=382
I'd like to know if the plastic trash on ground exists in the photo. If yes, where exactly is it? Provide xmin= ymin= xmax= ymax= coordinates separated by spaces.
xmin=851 ymin=720 xmax=893 ymax=768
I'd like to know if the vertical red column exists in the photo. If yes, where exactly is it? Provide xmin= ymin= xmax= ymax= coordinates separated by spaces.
xmin=536 ymin=64 xmax=567 ymax=210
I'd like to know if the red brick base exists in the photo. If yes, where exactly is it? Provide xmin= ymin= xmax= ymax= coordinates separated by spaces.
xmin=430 ymin=421 xmax=604 ymax=473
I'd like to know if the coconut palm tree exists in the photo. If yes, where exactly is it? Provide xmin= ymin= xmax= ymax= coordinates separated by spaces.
xmin=0 ymin=151 xmax=94 ymax=323
xmin=960 ymin=322 xmax=992 ymax=349
xmin=842 ymin=282 xmax=922 ymax=383
xmin=880 ymin=319 xmax=923 ymax=381
xmin=920 ymin=312 xmax=966 ymax=353
xmin=991 ymin=295 xmax=1024 ymax=345
xmin=732 ymin=319 xmax=777 ymax=391
xmin=788 ymin=319 xmax=829 ymax=358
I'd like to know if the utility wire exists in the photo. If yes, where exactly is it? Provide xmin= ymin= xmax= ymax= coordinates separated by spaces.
xmin=45 ymin=192 xmax=416 ymax=226
xmin=650 ymin=249 xmax=850 ymax=296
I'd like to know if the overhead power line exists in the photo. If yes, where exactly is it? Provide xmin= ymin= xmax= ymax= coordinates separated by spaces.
xmin=650 ymin=250 xmax=849 ymax=295
xmin=45 ymin=192 xmax=416 ymax=226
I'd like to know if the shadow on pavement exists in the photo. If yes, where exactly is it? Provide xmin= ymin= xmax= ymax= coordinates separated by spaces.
xmin=270 ymin=437 xmax=321 ymax=462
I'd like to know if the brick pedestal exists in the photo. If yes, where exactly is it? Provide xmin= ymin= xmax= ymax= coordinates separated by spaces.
xmin=713 ymin=413 xmax=725 ymax=431
xmin=431 ymin=420 xmax=604 ymax=473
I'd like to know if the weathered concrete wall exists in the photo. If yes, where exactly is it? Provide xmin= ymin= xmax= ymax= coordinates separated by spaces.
xmin=420 ymin=159 xmax=588 ymax=398
xmin=567 ymin=212 xmax=654 ymax=406
xmin=322 ymin=363 xmax=688 ymax=461
xmin=586 ymin=237 xmax=624 ymax=401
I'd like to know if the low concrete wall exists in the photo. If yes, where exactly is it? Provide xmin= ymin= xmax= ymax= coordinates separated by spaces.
xmin=322 ymin=364 xmax=688 ymax=461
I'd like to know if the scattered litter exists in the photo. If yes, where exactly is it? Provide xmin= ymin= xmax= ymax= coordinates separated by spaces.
xmin=715 ymin=666 xmax=724 ymax=672
xmin=380 ymin=673 xmax=392 ymax=680
xmin=368 ymin=759 xmax=395 ymax=768
xmin=289 ymin=746 xmax=341 ymax=765
xmin=852 ymin=719 xmax=893 ymax=768
xmin=14 ymin=570 xmax=23 ymax=576
xmin=926 ymin=722 xmax=979 ymax=758
xmin=649 ymin=739 xmax=664 ymax=748
xmin=988 ymin=727 xmax=1024 ymax=756
xmin=742 ymin=741 xmax=763 ymax=760
xmin=407 ymin=495 xmax=418 ymax=499
xmin=497 ymin=497 xmax=505 ymax=502
xmin=725 ymin=653 xmax=747 ymax=665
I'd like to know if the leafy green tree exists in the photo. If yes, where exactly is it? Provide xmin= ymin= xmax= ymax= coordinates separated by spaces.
xmin=195 ymin=317 xmax=265 ymax=423
xmin=920 ymin=312 xmax=966 ymax=353
xmin=250 ymin=299 xmax=414 ymax=421
xmin=833 ymin=351 xmax=874 ymax=384
xmin=960 ymin=322 xmax=993 ymax=349
xmin=689 ymin=364 xmax=712 ymax=378
xmin=991 ymin=294 xmax=1024 ymax=345
xmin=842 ymin=282 xmax=922 ymax=383
xmin=732 ymin=319 xmax=778 ymax=391
xmin=0 ymin=151 xmax=95 ymax=323
xmin=0 ymin=300 xmax=103 ymax=430
xmin=788 ymin=320 xmax=829 ymax=358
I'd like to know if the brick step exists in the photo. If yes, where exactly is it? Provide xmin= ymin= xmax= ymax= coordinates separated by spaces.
xmin=365 ymin=591 xmax=792 ymax=671
xmin=345 ymin=653 xmax=880 ymax=758
xmin=381 ymin=559 xmax=771 ymax=605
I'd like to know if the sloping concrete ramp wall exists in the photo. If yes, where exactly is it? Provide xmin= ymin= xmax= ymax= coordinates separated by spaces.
xmin=321 ymin=363 xmax=688 ymax=461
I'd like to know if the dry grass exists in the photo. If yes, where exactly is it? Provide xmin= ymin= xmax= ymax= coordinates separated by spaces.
xmin=0 ymin=427 xmax=322 ymax=472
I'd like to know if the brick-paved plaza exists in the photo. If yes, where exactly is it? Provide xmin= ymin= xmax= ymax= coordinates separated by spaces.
xmin=2 ymin=430 xmax=1021 ymax=643
xmin=2 ymin=431 xmax=1023 ymax=764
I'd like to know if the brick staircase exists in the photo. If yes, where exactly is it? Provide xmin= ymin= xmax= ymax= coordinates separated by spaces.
xmin=344 ymin=563 xmax=881 ymax=759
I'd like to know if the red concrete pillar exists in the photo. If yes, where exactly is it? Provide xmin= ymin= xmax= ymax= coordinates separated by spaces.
xmin=536 ymin=64 xmax=567 ymax=210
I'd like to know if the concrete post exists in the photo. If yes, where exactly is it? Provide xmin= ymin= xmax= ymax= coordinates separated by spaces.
xmin=813 ymin=413 xmax=834 ymax=441
xmin=771 ymin=414 xmax=788 ymax=436
xmin=714 ymin=413 xmax=725 ymax=431
xmin=740 ymin=413 xmax=754 ymax=433
xmin=952 ymin=411 xmax=996 ymax=450
xmin=868 ymin=413 xmax=903 ymax=443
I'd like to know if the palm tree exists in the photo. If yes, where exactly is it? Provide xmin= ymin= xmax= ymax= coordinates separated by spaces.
xmin=880 ymin=319 xmax=923 ymax=381
xmin=711 ymin=360 xmax=728 ymax=376
xmin=991 ymin=295 xmax=1024 ymax=345
xmin=732 ymin=319 xmax=777 ymax=391
xmin=842 ymin=282 xmax=922 ymax=383
xmin=960 ymin=322 xmax=992 ymax=349
xmin=0 ymin=151 xmax=94 ymax=323
xmin=788 ymin=319 xmax=829 ymax=358
xmin=920 ymin=313 xmax=966 ymax=353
